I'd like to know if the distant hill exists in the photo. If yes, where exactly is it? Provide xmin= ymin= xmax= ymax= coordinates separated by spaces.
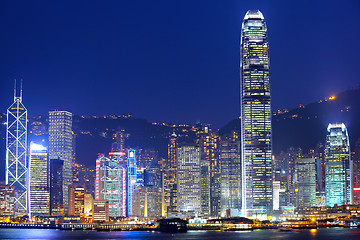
xmin=220 ymin=88 xmax=360 ymax=154
xmin=1 ymin=88 xmax=360 ymax=175
xmin=72 ymin=115 xmax=172 ymax=167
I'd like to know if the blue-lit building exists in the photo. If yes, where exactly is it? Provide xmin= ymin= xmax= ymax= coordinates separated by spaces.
xmin=127 ymin=149 xmax=137 ymax=216
xmin=325 ymin=123 xmax=352 ymax=206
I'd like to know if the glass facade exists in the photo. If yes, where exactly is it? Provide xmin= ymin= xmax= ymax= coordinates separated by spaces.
xmin=325 ymin=123 xmax=352 ymax=206
xmin=127 ymin=149 xmax=137 ymax=217
xmin=29 ymin=142 xmax=49 ymax=216
xmin=6 ymin=85 xmax=28 ymax=216
xmin=196 ymin=125 xmax=220 ymax=217
xmin=240 ymin=10 xmax=272 ymax=217
xmin=295 ymin=158 xmax=316 ymax=209
xmin=95 ymin=153 xmax=127 ymax=217
xmin=220 ymin=132 xmax=241 ymax=217
xmin=133 ymin=186 xmax=162 ymax=218
xmin=176 ymin=145 xmax=201 ymax=213
xmin=49 ymin=111 xmax=73 ymax=214
xmin=164 ymin=133 xmax=177 ymax=216
xmin=50 ymin=159 xmax=64 ymax=216
xmin=200 ymin=162 xmax=210 ymax=217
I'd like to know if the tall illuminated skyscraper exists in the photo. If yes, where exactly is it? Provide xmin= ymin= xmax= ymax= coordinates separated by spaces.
xmin=50 ymin=159 xmax=64 ymax=216
xmin=95 ymin=152 xmax=127 ymax=217
xmin=295 ymin=158 xmax=316 ymax=209
xmin=29 ymin=142 xmax=49 ymax=217
xmin=325 ymin=123 xmax=352 ymax=206
xmin=49 ymin=110 xmax=73 ymax=213
xmin=196 ymin=124 xmax=220 ymax=217
xmin=127 ymin=149 xmax=137 ymax=217
xmin=240 ymin=10 xmax=272 ymax=217
xmin=176 ymin=145 xmax=201 ymax=214
xmin=163 ymin=133 xmax=178 ymax=216
xmin=6 ymin=81 xmax=28 ymax=216
xmin=220 ymin=132 xmax=241 ymax=217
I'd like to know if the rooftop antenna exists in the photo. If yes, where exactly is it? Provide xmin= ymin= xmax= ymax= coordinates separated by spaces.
xmin=20 ymin=78 xmax=23 ymax=101
xmin=14 ymin=78 xmax=17 ymax=101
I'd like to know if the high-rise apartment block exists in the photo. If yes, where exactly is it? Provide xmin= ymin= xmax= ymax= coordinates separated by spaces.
xmin=29 ymin=142 xmax=49 ymax=216
xmin=6 ymin=82 xmax=28 ymax=216
xmin=325 ymin=123 xmax=352 ymax=206
xmin=240 ymin=10 xmax=272 ymax=217
xmin=49 ymin=110 xmax=73 ymax=213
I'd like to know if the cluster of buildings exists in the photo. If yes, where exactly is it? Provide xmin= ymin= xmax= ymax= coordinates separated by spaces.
xmin=1 ymin=10 xmax=360 ymax=224
xmin=2 ymin=89 xmax=93 ymax=222
xmin=273 ymin=123 xmax=357 ymax=217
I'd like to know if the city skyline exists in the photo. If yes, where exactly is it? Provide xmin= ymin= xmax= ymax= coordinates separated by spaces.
xmin=0 ymin=1 xmax=359 ymax=128
xmin=1 ymin=1 xmax=360 ymax=226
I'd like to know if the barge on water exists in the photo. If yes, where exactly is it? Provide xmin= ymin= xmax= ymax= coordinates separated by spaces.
xmin=158 ymin=218 xmax=187 ymax=233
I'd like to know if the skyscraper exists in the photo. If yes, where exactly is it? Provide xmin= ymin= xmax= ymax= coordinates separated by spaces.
xmin=220 ymin=132 xmax=241 ymax=217
xmin=127 ymin=149 xmax=137 ymax=217
xmin=240 ymin=10 xmax=272 ymax=217
xmin=133 ymin=186 xmax=162 ymax=218
xmin=176 ymin=145 xmax=201 ymax=214
xmin=295 ymin=158 xmax=316 ymax=209
xmin=164 ymin=133 xmax=178 ymax=216
xmin=200 ymin=162 xmax=210 ymax=217
xmin=196 ymin=124 xmax=221 ymax=217
xmin=325 ymin=123 xmax=352 ymax=206
xmin=49 ymin=110 xmax=73 ymax=213
xmin=95 ymin=153 xmax=127 ymax=217
xmin=29 ymin=142 xmax=49 ymax=217
xmin=6 ymin=81 xmax=28 ymax=216
xmin=50 ymin=159 xmax=64 ymax=216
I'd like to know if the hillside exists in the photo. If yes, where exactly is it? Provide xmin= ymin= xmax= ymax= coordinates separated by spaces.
xmin=1 ymin=88 xmax=360 ymax=176
xmin=220 ymin=88 xmax=360 ymax=154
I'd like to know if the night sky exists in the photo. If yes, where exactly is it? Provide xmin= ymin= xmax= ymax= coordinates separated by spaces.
xmin=0 ymin=0 xmax=359 ymax=128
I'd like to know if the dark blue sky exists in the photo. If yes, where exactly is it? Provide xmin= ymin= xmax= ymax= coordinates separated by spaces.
xmin=1 ymin=0 xmax=359 ymax=128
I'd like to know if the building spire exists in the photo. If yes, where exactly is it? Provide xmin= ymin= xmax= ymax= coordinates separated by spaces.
xmin=20 ymin=79 xmax=23 ymax=102
xmin=13 ymin=79 xmax=23 ymax=102
xmin=14 ymin=78 xmax=17 ymax=101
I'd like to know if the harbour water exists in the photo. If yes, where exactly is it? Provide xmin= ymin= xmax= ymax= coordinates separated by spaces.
xmin=0 ymin=228 xmax=360 ymax=240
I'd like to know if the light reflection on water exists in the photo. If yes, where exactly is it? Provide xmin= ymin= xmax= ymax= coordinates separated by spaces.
xmin=0 ymin=228 xmax=360 ymax=240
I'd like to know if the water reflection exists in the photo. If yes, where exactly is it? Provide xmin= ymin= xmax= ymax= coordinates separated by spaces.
xmin=0 ymin=228 xmax=360 ymax=240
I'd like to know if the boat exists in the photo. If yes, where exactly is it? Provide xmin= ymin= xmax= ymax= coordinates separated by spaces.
xmin=279 ymin=227 xmax=293 ymax=231
xmin=158 ymin=218 xmax=187 ymax=233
